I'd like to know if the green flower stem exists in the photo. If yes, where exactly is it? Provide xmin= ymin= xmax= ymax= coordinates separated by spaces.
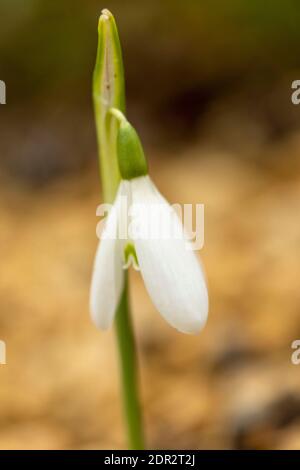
xmin=93 ymin=9 xmax=144 ymax=450
xmin=115 ymin=276 xmax=144 ymax=450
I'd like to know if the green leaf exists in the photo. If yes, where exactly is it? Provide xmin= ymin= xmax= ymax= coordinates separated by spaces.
xmin=93 ymin=9 xmax=125 ymax=202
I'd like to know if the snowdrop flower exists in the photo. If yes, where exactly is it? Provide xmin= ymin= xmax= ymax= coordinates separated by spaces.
xmin=90 ymin=112 xmax=209 ymax=334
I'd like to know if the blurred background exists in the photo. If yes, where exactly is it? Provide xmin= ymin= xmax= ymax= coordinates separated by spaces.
xmin=0 ymin=0 xmax=300 ymax=449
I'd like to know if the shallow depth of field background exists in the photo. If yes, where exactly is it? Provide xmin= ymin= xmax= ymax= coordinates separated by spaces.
xmin=1 ymin=0 xmax=300 ymax=449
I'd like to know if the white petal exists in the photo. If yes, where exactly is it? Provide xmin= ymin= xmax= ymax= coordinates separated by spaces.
xmin=130 ymin=176 xmax=208 ymax=334
xmin=90 ymin=183 xmax=128 ymax=329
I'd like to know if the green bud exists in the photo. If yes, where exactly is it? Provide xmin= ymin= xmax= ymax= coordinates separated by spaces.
xmin=117 ymin=120 xmax=148 ymax=180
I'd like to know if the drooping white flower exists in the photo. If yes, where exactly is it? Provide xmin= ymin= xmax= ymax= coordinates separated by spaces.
xmin=90 ymin=175 xmax=209 ymax=334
